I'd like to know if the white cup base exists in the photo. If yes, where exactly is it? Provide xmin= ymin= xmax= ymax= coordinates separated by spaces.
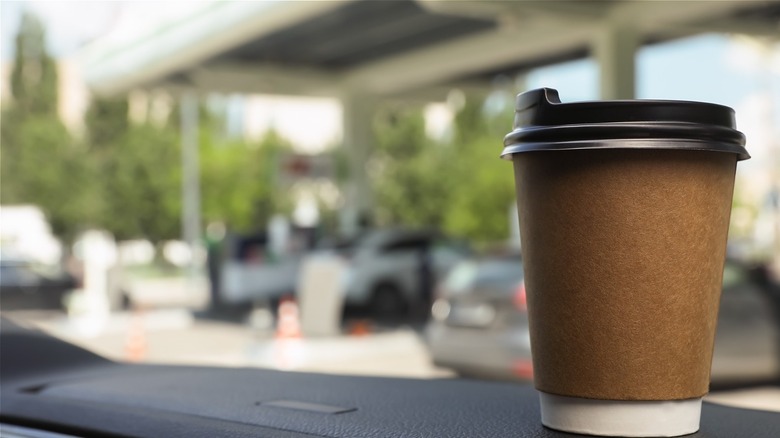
xmin=539 ymin=391 xmax=702 ymax=437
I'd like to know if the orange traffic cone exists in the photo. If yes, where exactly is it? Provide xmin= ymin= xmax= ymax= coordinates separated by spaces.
xmin=348 ymin=319 xmax=372 ymax=337
xmin=273 ymin=298 xmax=303 ymax=370
xmin=124 ymin=310 xmax=147 ymax=362
xmin=275 ymin=298 xmax=302 ymax=340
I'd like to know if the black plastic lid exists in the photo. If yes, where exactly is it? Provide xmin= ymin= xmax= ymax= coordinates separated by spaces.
xmin=502 ymin=88 xmax=749 ymax=160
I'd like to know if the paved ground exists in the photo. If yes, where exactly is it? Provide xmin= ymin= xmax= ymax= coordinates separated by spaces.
xmin=5 ymin=308 xmax=452 ymax=378
xmin=5 ymin=309 xmax=779 ymax=413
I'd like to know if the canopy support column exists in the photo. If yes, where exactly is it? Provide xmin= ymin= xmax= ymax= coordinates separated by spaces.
xmin=593 ymin=23 xmax=639 ymax=100
xmin=340 ymin=93 xmax=376 ymax=236
xmin=180 ymin=91 xmax=201 ymax=276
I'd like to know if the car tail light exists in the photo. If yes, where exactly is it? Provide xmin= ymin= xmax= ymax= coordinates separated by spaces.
xmin=512 ymin=359 xmax=534 ymax=379
xmin=514 ymin=281 xmax=527 ymax=311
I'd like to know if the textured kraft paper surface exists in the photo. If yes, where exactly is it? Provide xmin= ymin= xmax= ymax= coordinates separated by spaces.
xmin=513 ymin=149 xmax=737 ymax=401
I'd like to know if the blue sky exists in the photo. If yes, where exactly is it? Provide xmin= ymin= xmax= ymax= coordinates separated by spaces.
xmin=526 ymin=33 xmax=777 ymax=110
xmin=526 ymin=33 xmax=780 ymax=173
xmin=638 ymin=34 xmax=772 ymax=107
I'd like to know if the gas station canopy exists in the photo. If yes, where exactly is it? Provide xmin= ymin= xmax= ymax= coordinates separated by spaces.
xmin=83 ymin=0 xmax=780 ymax=100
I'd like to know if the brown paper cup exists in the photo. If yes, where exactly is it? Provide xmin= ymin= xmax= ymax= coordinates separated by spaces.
xmin=514 ymin=148 xmax=736 ymax=401
xmin=503 ymin=89 xmax=748 ymax=437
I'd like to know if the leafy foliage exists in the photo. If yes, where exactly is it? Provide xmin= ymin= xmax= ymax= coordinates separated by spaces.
xmin=98 ymin=122 xmax=182 ymax=242
xmin=1 ymin=13 xmax=92 ymax=241
xmin=369 ymin=98 xmax=516 ymax=244
xmin=2 ymin=13 xmax=295 ymax=244
xmin=3 ymin=13 xmax=514 ymax=246
xmin=200 ymin=130 xmax=293 ymax=232
xmin=9 ymin=14 xmax=58 ymax=116
xmin=85 ymin=99 xmax=294 ymax=242
xmin=443 ymin=97 xmax=516 ymax=242
xmin=372 ymin=107 xmax=453 ymax=229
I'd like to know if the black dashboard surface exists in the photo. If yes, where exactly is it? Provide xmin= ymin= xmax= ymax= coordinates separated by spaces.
xmin=2 ymin=318 xmax=779 ymax=438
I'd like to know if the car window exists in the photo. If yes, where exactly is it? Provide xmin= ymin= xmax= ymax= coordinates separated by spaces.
xmin=0 ymin=264 xmax=39 ymax=287
xmin=722 ymin=263 xmax=747 ymax=290
xmin=442 ymin=258 xmax=523 ymax=294
xmin=379 ymin=237 xmax=431 ymax=253
xmin=3 ymin=1 xmax=780 ymax=416
xmin=719 ymin=263 xmax=772 ymax=324
xmin=473 ymin=260 xmax=524 ymax=288
xmin=0 ymin=266 xmax=15 ymax=286
xmin=26 ymin=262 xmax=62 ymax=280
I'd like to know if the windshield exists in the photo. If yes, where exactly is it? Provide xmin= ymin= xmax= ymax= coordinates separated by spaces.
xmin=1 ymin=1 xmax=778 ymax=416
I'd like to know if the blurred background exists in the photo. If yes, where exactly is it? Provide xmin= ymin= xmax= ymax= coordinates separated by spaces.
xmin=1 ymin=0 xmax=779 ymax=413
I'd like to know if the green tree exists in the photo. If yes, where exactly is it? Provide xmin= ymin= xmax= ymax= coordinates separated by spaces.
xmin=366 ymin=97 xmax=515 ymax=244
xmin=1 ymin=13 xmax=92 ymax=242
xmin=2 ymin=14 xmax=296 ymax=244
xmin=443 ymin=97 xmax=515 ymax=243
xmin=83 ymin=93 xmax=296 ymax=243
xmin=200 ymin=130 xmax=293 ymax=233
xmin=371 ymin=107 xmax=453 ymax=229
xmin=9 ymin=13 xmax=58 ymax=116
xmin=85 ymin=97 xmax=129 ymax=153
xmin=106 ymin=122 xmax=182 ymax=242
xmin=85 ymin=94 xmax=189 ymax=243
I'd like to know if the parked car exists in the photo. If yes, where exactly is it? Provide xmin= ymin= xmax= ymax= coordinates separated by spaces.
xmin=0 ymin=259 xmax=76 ymax=311
xmin=219 ymin=259 xmax=299 ymax=306
xmin=426 ymin=254 xmax=780 ymax=384
xmin=425 ymin=253 xmax=531 ymax=380
xmin=212 ymin=231 xmax=311 ymax=310
xmin=711 ymin=261 xmax=780 ymax=383
xmin=311 ymin=229 xmax=469 ymax=318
